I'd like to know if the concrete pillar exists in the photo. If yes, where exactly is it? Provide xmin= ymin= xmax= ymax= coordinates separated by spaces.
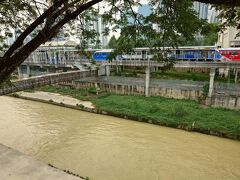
xmin=17 ymin=67 xmax=22 ymax=78
xmin=224 ymin=67 xmax=229 ymax=78
xmin=208 ymin=68 xmax=215 ymax=97
xmin=105 ymin=65 xmax=110 ymax=76
xmin=145 ymin=66 xmax=150 ymax=97
xmin=26 ymin=65 xmax=31 ymax=77
xmin=235 ymin=69 xmax=238 ymax=83
xmin=116 ymin=65 xmax=119 ymax=74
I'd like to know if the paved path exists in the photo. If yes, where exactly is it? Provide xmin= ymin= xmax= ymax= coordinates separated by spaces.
xmin=77 ymin=76 xmax=240 ymax=96
xmin=0 ymin=144 xmax=84 ymax=180
xmin=17 ymin=91 xmax=94 ymax=109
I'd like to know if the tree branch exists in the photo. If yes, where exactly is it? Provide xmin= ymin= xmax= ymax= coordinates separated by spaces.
xmin=7 ymin=0 xmax=104 ymax=68
xmin=3 ymin=0 xmax=68 ymax=58
xmin=53 ymin=0 xmax=103 ymax=31
xmin=194 ymin=0 xmax=240 ymax=6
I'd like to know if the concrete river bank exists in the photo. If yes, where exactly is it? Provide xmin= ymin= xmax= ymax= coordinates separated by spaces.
xmin=0 ymin=96 xmax=240 ymax=180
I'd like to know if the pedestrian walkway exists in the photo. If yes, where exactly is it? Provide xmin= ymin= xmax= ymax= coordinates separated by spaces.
xmin=0 ymin=144 xmax=84 ymax=180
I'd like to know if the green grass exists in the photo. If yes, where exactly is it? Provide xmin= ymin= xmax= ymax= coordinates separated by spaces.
xmin=34 ymin=85 xmax=240 ymax=139
xmin=113 ymin=68 xmax=234 ymax=82
xmin=152 ymin=70 xmax=210 ymax=81
xmin=37 ymin=85 xmax=95 ymax=101
xmin=151 ymin=70 xmax=234 ymax=82
xmin=93 ymin=94 xmax=240 ymax=139
xmin=24 ymin=88 xmax=35 ymax=93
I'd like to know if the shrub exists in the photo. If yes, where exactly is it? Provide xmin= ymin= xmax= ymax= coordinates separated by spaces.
xmin=149 ymin=104 xmax=159 ymax=113
xmin=88 ymin=86 xmax=97 ymax=94
xmin=170 ymin=106 xmax=188 ymax=117
xmin=12 ymin=93 xmax=19 ymax=97
xmin=24 ymin=88 xmax=35 ymax=93
xmin=77 ymin=104 xmax=85 ymax=108
xmin=132 ymin=71 xmax=137 ymax=77
xmin=202 ymin=83 xmax=209 ymax=100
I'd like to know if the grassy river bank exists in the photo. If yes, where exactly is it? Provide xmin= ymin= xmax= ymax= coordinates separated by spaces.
xmin=18 ymin=85 xmax=240 ymax=140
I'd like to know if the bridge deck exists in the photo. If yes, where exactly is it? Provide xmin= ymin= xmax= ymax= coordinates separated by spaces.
xmin=0 ymin=70 xmax=97 ymax=96
xmin=22 ymin=60 xmax=240 ymax=69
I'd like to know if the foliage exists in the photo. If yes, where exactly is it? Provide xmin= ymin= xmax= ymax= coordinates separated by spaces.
xmin=88 ymin=86 xmax=97 ymax=94
xmin=202 ymin=83 xmax=209 ymax=99
xmin=179 ymin=23 xmax=219 ymax=46
xmin=24 ymin=88 xmax=35 ymax=93
xmin=11 ymin=93 xmax=19 ymax=97
xmin=0 ymin=0 xmax=240 ymax=83
xmin=107 ymin=35 xmax=118 ymax=49
xmin=77 ymin=104 xmax=85 ymax=108
xmin=38 ymin=85 xmax=92 ymax=101
xmin=114 ymin=68 xmax=230 ymax=82
xmin=215 ymin=4 xmax=240 ymax=37
xmin=149 ymin=104 xmax=159 ymax=113
xmin=169 ymin=106 xmax=188 ymax=118
xmin=34 ymin=84 xmax=240 ymax=138
xmin=93 ymin=94 xmax=240 ymax=138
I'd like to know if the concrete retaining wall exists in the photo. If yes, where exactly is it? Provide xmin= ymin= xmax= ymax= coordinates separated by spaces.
xmin=74 ymin=80 xmax=240 ymax=110
xmin=0 ymin=70 xmax=97 ymax=95
xmin=207 ymin=95 xmax=240 ymax=110
xmin=74 ymin=81 xmax=202 ymax=100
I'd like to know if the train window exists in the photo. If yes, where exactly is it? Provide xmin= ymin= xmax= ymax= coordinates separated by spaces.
xmin=231 ymin=51 xmax=238 ymax=55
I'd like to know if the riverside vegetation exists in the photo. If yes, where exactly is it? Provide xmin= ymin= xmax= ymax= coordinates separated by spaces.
xmin=114 ymin=69 xmax=237 ymax=82
xmin=25 ymin=85 xmax=240 ymax=140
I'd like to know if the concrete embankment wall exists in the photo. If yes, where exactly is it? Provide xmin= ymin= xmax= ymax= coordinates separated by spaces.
xmin=206 ymin=95 xmax=240 ymax=110
xmin=174 ymin=67 xmax=210 ymax=73
xmin=0 ymin=70 xmax=97 ymax=96
xmin=74 ymin=80 xmax=202 ymax=101
xmin=72 ymin=77 xmax=240 ymax=110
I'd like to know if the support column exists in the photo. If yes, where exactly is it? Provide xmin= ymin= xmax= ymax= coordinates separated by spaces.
xmin=116 ymin=65 xmax=119 ymax=74
xmin=145 ymin=66 xmax=150 ymax=97
xmin=105 ymin=65 xmax=110 ymax=76
xmin=17 ymin=67 xmax=22 ymax=79
xmin=235 ymin=69 xmax=238 ymax=83
xmin=26 ymin=65 xmax=31 ymax=77
xmin=208 ymin=68 xmax=215 ymax=98
xmin=224 ymin=67 xmax=229 ymax=78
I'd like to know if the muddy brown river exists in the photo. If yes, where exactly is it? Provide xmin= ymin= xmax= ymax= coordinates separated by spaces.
xmin=0 ymin=96 xmax=240 ymax=180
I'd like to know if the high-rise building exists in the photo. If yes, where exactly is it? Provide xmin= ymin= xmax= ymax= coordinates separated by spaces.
xmin=79 ymin=14 xmax=108 ymax=48
xmin=208 ymin=7 xmax=219 ymax=23
xmin=193 ymin=2 xmax=209 ymax=20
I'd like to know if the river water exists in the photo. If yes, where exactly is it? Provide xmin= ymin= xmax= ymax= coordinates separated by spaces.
xmin=0 ymin=96 xmax=240 ymax=180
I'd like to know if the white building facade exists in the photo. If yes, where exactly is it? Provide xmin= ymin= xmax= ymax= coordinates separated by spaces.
xmin=217 ymin=27 xmax=240 ymax=48
xmin=193 ymin=2 xmax=209 ymax=20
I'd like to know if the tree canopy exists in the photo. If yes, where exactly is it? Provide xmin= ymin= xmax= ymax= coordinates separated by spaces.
xmin=108 ymin=35 xmax=117 ymax=49
xmin=0 ymin=0 xmax=239 ymax=83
